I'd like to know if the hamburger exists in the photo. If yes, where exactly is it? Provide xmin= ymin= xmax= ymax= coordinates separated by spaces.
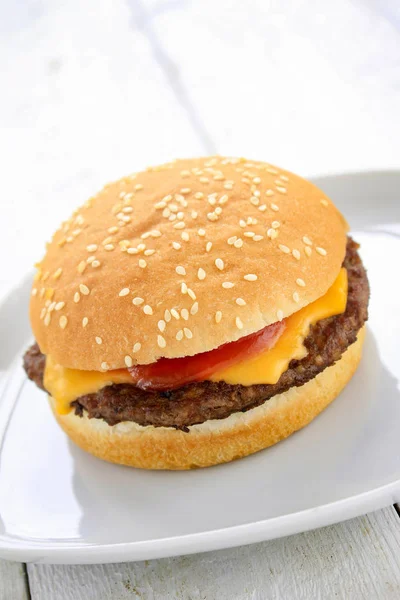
xmin=23 ymin=156 xmax=369 ymax=469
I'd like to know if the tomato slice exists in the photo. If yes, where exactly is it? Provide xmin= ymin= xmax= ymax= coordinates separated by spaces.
xmin=128 ymin=320 xmax=286 ymax=391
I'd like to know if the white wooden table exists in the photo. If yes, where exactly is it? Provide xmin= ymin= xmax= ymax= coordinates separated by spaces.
xmin=1 ymin=1 xmax=400 ymax=597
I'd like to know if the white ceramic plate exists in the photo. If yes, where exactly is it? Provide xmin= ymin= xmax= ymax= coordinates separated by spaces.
xmin=0 ymin=172 xmax=399 ymax=565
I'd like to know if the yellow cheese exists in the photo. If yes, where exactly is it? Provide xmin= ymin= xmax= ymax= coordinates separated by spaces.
xmin=44 ymin=268 xmax=347 ymax=414
xmin=44 ymin=357 xmax=133 ymax=415
xmin=210 ymin=268 xmax=348 ymax=386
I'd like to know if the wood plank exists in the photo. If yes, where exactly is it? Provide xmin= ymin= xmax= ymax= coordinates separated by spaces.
xmin=0 ymin=560 xmax=30 ymax=600
xmin=146 ymin=0 xmax=400 ymax=177
xmin=28 ymin=507 xmax=400 ymax=600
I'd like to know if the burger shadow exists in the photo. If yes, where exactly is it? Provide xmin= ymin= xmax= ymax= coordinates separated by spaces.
xmin=67 ymin=327 xmax=400 ymax=546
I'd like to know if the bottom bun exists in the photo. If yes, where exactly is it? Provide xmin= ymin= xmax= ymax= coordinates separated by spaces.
xmin=50 ymin=326 xmax=366 ymax=470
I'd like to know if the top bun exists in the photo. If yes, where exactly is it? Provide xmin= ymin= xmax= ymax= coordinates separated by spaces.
xmin=30 ymin=156 xmax=348 ymax=371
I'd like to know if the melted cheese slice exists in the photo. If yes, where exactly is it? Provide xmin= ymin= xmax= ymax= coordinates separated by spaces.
xmin=44 ymin=358 xmax=133 ymax=415
xmin=210 ymin=268 xmax=348 ymax=386
xmin=44 ymin=268 xmax=347 ymax=414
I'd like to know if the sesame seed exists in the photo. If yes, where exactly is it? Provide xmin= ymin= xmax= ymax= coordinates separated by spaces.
xmin=158 ymin=320 xmax=166 ymax=332
xmin=181 ymin=308 xmax=189 ymax=321
xmin=101 ymin=362 xmax=109 ymax=371
xmin=320 ymin=199 xmax=329 ymax=207
xmin=132 ymin=297 xmax=144 ymax=305
xmin=191 ymin=210 xmax=198 ymax=219
xmin=222 ymin=282 xmax=235 ymax=289
xmin=279 ymin=244 xmax=290 ymax=254
xmin=181 ymin=232 xmax=190 ymax=242
xmin=296 ymin=278 xmax=306 ymax=287
xmin=280 ymin=175 xmax=289 ymax=182
xmin=86 ymin=244 xmax=97 ymax=252
xmin=127 ymin=247 xmax=138 ymax=255
xmin=53 ymin=268 xmax=63 ymax=279
xmin=250 ymin=196 xmax=259 ymax=206
xmin=143 ymin=305 xmax=153 ymax=315
xmin=77 ymin=261 xmax=86 ymax=274
xmin=316 ymin=247 xmax=327 ymax=256
xmin=181 ymin=188 xmax=191 ymax=194
xmin=215 ymin=311 xmax=222 ymax=323
xmin=190 ymin=302 xmax=199 ymax=315
xmin=197 ymin=229 xmax=205 ymax=237
xmin=236 ymin=316 xmax=244 ymax=330
xmin=102 ymin=236 xmax=113 ymax=245
xmin=207 ymin=212 xmax=218 ymax=222
xmin=31 ymin=288 xmax=37 ymax=297
xmin=174 ymin=221 xmax=185 ymax=230
xmin=79 ymin=284 xmax=89 ymax=296
xmin=253 ymin=190 xmax=261 ymax=197
xmin=44 ymin=313 xmax=51 ymax=326
xmin=181 ymin=170 xmax=190 ymax=178
xmin=234 ymin=238 xmax=243 ymax=248
xmin=187 ymin=288 xmax=196 ymax=300
xmin=215 ymin=258 xmax=224 ymax=271
xmin=155 ymin=201 xmax=167 ymax=209
xmin=151 ymin=230 xmax=162 ymax=238
xmin=132 ymin=342 xmax=141 ymax=353
xmin=163 ymin=208 xmax=171 ymax=218
xmin=55 ymin=302 xmax=65 ymax=311
xmin=194 ymin=192 xmax=204 ymax=199
xmin=40 ymin=307 xmax=46 ymax=319
xmin=228 ymin=236 xmax=237 ymax=245
xmin=236 ymin=298 xmax=246 ymax=306
xmin=224 ymin=183 xmax=233 ymax=190
xmin=292 ymin=249 xmax=301 ymax=260
xmin=119 ymin=288 xmax=130 ymax=297
xmin=198 ymin=268 xmax=206 ymax=280
xmin=277 ymin=309 xmax=284 ymax=321
xmin=199 ymin=177 xmax=209 ymax=183
xmin=139 ymin=259 xmax=147 ymax=269
xmin=172 ymin=241 xmax=182 ymax=250
xmin=144 ymin=249 xmax=155 ymax=256
xmin=253 ymin=235 xmax=264 ymax=242
xmin=303 ymin=236 xmax=313 ymax=246
xmin=95 ymin=336 xmax=102 ymax=344
xmin=304 ymin=246 xmax=312 ymax=257
xmin=215 ymin=206 xmax=222 ymax=216
xmin=239 ymin=220 xmax=246 ymax=228
xmin=176 ymin=266 xmax=186 ymax=276
xmin=266 ymin=189 xmax=274 ymax=196
xmin=271 ymin=203 xmax=279 ymax=211
xmin=267 ymin=228 xmax=278 ymax=239
xmin=171 ymin=308 xmax=180 ymax=320
xmin=164 ymin=309 xmax=171 ymax=322
xmin=135 ymin=184 xmax=143 ymax=191
xmin=176 ymin=330 xmax=184 ymax=341
xmin=108 ymin=226 xmax=119 ymax=234
xmin=104 ymin=244 xmax=114 ymax=251
xmin=272 ymin=221 xmax=280 ymax=229
xmin=157 ymin=335 xmax=166 ymax=348
xmin=258 ymin=204 xmax=267 ymax=212
xmin=137 ymin=243 xmax=146 ymax=251
xmin=82 ymin=317 xmax=88 ymax=327
xmin=293 ymin=292 xmax=300 ymax=303
xmin=253 ymin=176 xmax=261 ymax=184
xmin=184 ymin=327 xmax=193 ymax=339
xmin=219 ymin=194 xmax=229 ymax=204
xmin=206 ymin=242 xmax=212 ymax=252
xmin=276 ymin=186 xmax=287 ymax=194
xmin=244 ymin=274 xmax=257 ymax=281
xmin=125 ymin=355 xmax=133 ymax=367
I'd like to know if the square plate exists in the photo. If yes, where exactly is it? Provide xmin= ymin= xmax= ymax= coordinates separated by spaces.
xmin=0 ymin=171 xmax=399 ymax=564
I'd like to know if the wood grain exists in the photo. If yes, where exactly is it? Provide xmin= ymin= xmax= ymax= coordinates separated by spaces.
xmin=0 ymin=561 xmax=30 ymax=600
xmin=28 ymin=507 xmax=400 ymax=600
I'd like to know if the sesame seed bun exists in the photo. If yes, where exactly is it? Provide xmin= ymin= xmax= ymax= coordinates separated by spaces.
xmin=50 ymin=326 xmax=365 ymax=469
xmin=30 ymin=156 xmax=348 ymax=371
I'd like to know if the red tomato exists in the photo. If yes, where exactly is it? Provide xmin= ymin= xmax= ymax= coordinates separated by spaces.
xmin=128 ymin=320 xmax=286 ymax=391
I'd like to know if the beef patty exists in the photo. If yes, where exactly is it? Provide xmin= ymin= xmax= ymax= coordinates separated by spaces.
xmin=23 ymin=237 xmax=369 ymax=430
